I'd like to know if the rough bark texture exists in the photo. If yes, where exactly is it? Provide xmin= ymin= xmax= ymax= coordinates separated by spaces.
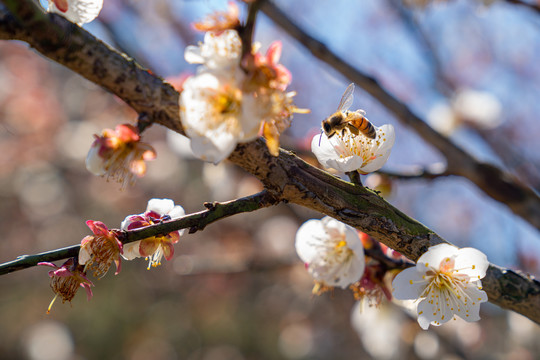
xmin=1 ymin=0 xmax=540 ymax=323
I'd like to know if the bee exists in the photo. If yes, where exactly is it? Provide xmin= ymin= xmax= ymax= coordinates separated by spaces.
xmin=321 ymin=83 xmax=377 ymax=140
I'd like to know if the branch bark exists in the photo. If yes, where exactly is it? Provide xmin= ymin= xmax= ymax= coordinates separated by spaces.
xmin=0 ymin=191 xmax=279 ymax=275
xmin=1 ymin=0 xmax=539 ymax=324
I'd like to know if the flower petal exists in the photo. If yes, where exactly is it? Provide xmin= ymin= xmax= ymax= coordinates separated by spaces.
xmin=168 ymin=205 xmax=186 ymax=220
xmin=122 ymin=241 xmax=143 ymax=260
xmin=86 ymin=220 xmax=109 ymax=237
xmin=392 ymin=267 xmax=429 ymax=300
xmin=453 ymin=247 xmax=489 ymax=280
xmin=189 ymin=131 xmax=238 ymax=164
xmin=139 ymin=238 xmax=160 ymax=257
xmin=417 ymin=243 xmax=459 ymax=269
xmin=146 ymin=198 xmax=175 ymax=215
xmin=162 ymin=242 xmax=175 ymax=261
xmin=295 ymin=218 xmax=326 ymax=264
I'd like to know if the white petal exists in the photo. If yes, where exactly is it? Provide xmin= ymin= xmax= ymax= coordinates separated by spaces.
xmin=295 ymin=218 xmax=326 ymax=264
xmin=85 ymin=144 xmax=106 ymax=176
xmin=49 ymin=0 xmax=103 ymax=25
xmin=184 ymin=45 xmax=204 ymax=64
xmin=168 ymin=205 xmax=185 ymax=219
xmin=457 ymin=284 xmax=488 ymax=322
xmin=392 ymin=267 xmax=429 ymax=300
xmin=311 ymin=134 xmax=363 ymax=172
xmin=417 ymin=243 xmax=459 ymax=269
xmin=146 ymin=198 xmax=175 ymax=215
xmin=358 ymin=124 xmax=395 ymax=173
xmin=122 ymin=241 xmax=142 ymax=260
xmin=78 ymin=246 xmax=92 ymax=265
xmin=189 ymin=131 xmax=238 ymax=164
xmin=417 ymin=298 xmax=440 ymax=330
xmin=358 ymin=148 xmax=392 ymax=173
xmin=453 ymin=247 xmax=489 ymax=279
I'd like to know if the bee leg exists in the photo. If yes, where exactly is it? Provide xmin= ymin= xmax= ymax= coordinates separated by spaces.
xmin=347 ymin=124 xmax=360 ymax=135
xmin=346 ymin=171 xmax=362 ymax=186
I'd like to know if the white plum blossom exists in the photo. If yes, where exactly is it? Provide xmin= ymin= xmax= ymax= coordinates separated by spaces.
xmin=295 ymin=216 xmax=365 ymax=290
xmin=180 ymin=29 xmax=266 ymax=163
xmin=48 ymin=0 xmax=103 ymax=25
xmin=185 ymin=30 xmax=242 ymax=71
xmin=392 ymin=243 xmax=489 ymax=330
xmin=312 ymin=124 xmax=395 ymax=174
xmin=180 ymin=71 xmax=262 ymax=163
xmin=122 ymin=199 xmax=185 ymax=270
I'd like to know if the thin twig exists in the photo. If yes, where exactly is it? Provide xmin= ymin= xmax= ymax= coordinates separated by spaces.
xmin=504 ymin=0 xmax=540 ymax=14
xmin=0 ymin=191 xmax=280 ymax=276
xmin=378 ymin=164 xmax=450 ymax=180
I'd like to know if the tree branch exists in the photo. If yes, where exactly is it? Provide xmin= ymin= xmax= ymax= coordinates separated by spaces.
xmin=504 ymin=0 xmax=540 ymax=15
xmin=0 ymin=191 xmax=279 ymax=275
xmin=1 ymin=0 xmax=539 ymax=324
xmin=259 ymin=0 xmax=540 ymax=234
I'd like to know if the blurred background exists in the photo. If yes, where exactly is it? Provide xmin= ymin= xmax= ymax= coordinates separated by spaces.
xmin=1 ymin=0 xmax=540 ymax=358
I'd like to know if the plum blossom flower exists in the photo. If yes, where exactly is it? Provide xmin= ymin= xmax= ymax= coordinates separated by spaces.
xmin=295 ymin=216 xmax=365 ymax=292
xmin=392 ymin=243 xmax=489 ymax=330
xmin=181 ymin=29 xmax=307 ymax=162
xmin=38 ymin=258 xmax=94 ymax=313
xmin=47 ymin=0 xmax=103 ymax=25
xmin=86 ymin=124 xmax=156 ymax=187
xmin=121 ymin=199 xmax=185 ymax=269
xmin=312 ymin=124 xmax=395 ymax=174
xmin=79 ymin=221 xmax=123 ymax=278
xmin=180 ymin=71 xmax=262 ymax=163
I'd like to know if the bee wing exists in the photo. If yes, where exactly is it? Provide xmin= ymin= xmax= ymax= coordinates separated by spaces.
xmin=337 ymin=83 xmax=354 ymax=112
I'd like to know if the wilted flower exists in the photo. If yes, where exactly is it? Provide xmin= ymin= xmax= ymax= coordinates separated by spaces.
xmin=192 ymin=1 xmax=240 ymax=33
xmin=47 ymin=0 xmax=103 ymax=25
xmin=122 ymin=198 xmax=185 ymax=269
xmin=79 ymin=220 xmax=123 ymax=278
xmin=295 ymin=216 xmax=365 ymax=292
xmin=250 ymin=41 xmax=292 ymax=92
xmin=312 ymin=124 xmax=395 ymax=174
xmin=392 ymin=243 xmax=489 ymax=330
xmin=38 ymin=258 xmax=94 ymax=313
xmin=247 ymin=42 xmax=309 ymax=156
xmin=86 ymin=124 xmax=156 ymax=187
xmin=351 ymin=264 xmax=393 ymax=308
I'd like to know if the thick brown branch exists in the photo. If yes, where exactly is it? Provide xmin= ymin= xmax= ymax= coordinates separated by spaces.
xmin=504 ymin=0 xmax=540 ymax=14
xmin=259 ymin=0 xmax=540 ymax=233
xmin=1 ymin=0 xmax=540 ymax=323
xmin=0 ymin=191 xmax=279 ymax=275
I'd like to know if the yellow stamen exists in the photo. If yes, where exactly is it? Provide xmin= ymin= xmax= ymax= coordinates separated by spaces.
xmin=46 ymin=294 xmax=59 ymax=315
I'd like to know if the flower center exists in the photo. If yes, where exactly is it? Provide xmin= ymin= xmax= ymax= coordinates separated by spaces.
xmin=337 ymin=132 xmax=379 ymax=164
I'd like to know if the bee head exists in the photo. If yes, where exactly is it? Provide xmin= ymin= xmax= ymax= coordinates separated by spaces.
xmin=322 ymin=121 xmax=332 ymax=135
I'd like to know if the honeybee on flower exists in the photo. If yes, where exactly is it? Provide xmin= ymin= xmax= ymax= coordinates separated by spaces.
xmin=312 ymin=84 xmax=395 ymax=174
xmin=322 ymin=84 xmax=376 ymax=140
